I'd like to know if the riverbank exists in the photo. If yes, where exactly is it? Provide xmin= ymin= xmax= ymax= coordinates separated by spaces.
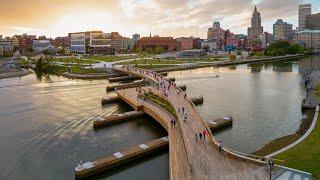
xmin=0 ymin=69 xmax=31 ymax=79
xmin=275 ymin=108 xmax=320 ymax=179
xmin=150 ymin=54 xmax=304 ymax=73
xmin=61 ymin=72 xmax=110 ymax=80
xmin=254 ymin=108 xmax=315 ymax=157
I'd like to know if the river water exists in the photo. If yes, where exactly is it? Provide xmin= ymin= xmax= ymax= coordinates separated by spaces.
xmin=0 ymin=56 xmax=319 ymax=179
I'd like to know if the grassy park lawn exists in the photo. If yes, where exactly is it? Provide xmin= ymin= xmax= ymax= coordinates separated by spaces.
xmin=69 ymin=66 xmax=108 ymax=74
xmin=314 ymin=84 xmax=320 ymax=96
xmin=275 ymin=114 xmax=320 ymax=178
xmin=47 ymin=57 xmax=96 ymax=65
xmin=117 ymin=59 xmax=196 ymax=65
xmin=47 ymin=65 xmax=107 ymax=74
xmin=85 ymin=55 xmax=138 ymax=62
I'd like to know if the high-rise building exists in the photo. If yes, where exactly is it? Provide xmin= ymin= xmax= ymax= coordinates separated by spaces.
xmin=273 ymin=19 xmax=294 ymax=40
xmin=247 ymin=6 xmax=263 ymax=40
xmin=306 ymin=13 xmax=320 ymax=30
xmin=294 ymin=30 xmax=320 ymax=50
xmin=207 ymin=21 xmax=225 ymax=40
xmin=298 ymin=3 xmax=311 ymax=31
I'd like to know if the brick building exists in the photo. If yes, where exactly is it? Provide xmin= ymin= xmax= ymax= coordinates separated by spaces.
xmin=176 ymin=38 xmax=194 ymax=50
xmin=136 ymin=36 xmax=177 ymax=51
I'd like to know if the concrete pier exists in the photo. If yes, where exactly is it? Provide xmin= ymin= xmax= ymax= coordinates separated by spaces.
xmin=178 ymin=85 xmax=186 ymax=91
xmin=109 ymin=76 xmax=141 ymax=83
xmin=106 ymin=81 xmax=148 ymax=92
xmin=75 ymin=137 xmax=169 ymax=179
xmin=167 ymin=77 xmax=175 ymax=82
xmin=93 ymin=111 xmax=145 ymax=128
xmin=207 ymin=116 xmax=233 ymax=132
xmin=101 ymin=94 xmax=121 ymax=105
xmin=190 ymin=96 xmax=203 ymax=105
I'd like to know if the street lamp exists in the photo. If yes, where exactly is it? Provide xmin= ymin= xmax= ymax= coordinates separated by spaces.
xmin=267 ymin=159 xmax=275 ymax=180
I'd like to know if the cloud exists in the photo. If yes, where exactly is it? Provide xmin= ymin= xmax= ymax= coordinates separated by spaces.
xmin=0 ymin=0 xmax=311 ymax=38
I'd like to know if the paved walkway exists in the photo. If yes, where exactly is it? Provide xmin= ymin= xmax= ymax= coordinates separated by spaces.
xmin=115 ymin=65 xmax=269 ymax=179
xmin=267 ymin=106 xmax=319 ymax=158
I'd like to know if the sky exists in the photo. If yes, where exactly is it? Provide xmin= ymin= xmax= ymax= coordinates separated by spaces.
xmin=0 ymin=0 xmax=319 ymax=38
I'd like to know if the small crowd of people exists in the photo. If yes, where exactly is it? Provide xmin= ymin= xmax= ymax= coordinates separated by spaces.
xmin=195 ymin=129 xmax=208 ymax=141
xmin=122 ymin=65 xmax=225 ymax=152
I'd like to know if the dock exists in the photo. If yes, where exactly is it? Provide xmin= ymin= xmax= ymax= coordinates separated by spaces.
xmin=177 ymin=84 xmax=186 ymax=91
xmin=167 ymin=77 xmax=175 ymax=82
xmin=109 ymin=75 xmax=141 ymax=83
xmin=106 ymin=81 xmax=148 ymax=92
xmin=207 ymin=116 xmax=233 ymax=131
xmin=75 ymin=137 xmax=169 ymax=179
xmin=93 ymin=111 xmax=145 ymax=128
xmin=101 ymin=94 xmax=121 ymax=105
xmin=76 ymin=65 xmax=274 ymax=179
xmin=190 ymin=96 xmax=203 ymax=105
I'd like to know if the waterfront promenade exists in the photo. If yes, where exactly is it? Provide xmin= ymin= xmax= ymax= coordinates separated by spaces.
xmin=114 ymin=65 xmax=269 ymax=179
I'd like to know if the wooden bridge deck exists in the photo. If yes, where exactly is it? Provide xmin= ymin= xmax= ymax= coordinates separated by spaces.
xmin=114 ymin=66 xmax=269 ymax=179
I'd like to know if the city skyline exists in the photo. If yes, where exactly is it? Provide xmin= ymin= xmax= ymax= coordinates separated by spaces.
xmin=0 ymin=0 xmax=319 ymax=38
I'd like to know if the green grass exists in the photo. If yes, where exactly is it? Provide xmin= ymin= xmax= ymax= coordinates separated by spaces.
xmin=84 ymin=55 xmax=137 ymax=62
xmin=134 ymin=64 xmax=179 ymax=69
xmin=275 ymin=114 xmax=320 ymax=178
xmin=117 ymin=59 xmax=196 ymax=65
xmin=144 ymin=92 xmax=177 ymax=118
xmin=43 ymin=65 xmax=108 ymax=75
xmin=18 ymin=59 xmax=29 ymax=66
xmin=254 ymin=134 xmax=300 ymax=157
xmin=47 ymin=57 xmax=96 ymax=65
xmin=315 ymin=84 xmax=320 ymax=97
xmin=69 ymin=66 xmax=108 ymax=74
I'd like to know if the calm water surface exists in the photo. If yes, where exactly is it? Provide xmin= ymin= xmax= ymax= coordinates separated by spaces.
xmin=0 ymin=55 xmax=319 ymax=179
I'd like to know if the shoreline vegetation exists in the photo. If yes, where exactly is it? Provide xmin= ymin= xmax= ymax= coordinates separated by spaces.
xmin=275 ymin=111 xmax=320 ymax=179
xmin=254 ymin=109 xmax=315 ymax=157
xmin=31 ymin=54 xmax=304 ymax=79
xmin=0 ymin=69 xmax=31 ymax=80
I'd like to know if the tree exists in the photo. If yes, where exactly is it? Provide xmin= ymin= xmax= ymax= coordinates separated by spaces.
xmin=57 ymin=48 xmax=66 ymax=55
xmin=203 ymin=45 xmax=210 ymax=52
xmin=154 ymin=46 xmax=164 ymax=54
xmin=229 ymin=54 xmax=237 ymax=61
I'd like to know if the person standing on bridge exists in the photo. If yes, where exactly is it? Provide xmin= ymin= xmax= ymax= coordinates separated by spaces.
xmin=218 ymin=141 xmax=222 ymax=152
xmin=199 ymin=132 xmax=203 ymax=140
xmin=195 ymin=133 xmax=198 ymax=141
xmin=203 ymin=129 xmax=206 ymax=139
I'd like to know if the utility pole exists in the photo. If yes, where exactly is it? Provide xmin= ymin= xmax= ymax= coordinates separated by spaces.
xmin=268 ymin=159 xmax=275 ymax=180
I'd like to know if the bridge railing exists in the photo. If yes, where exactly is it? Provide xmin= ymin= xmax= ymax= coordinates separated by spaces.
xmin=114 ymin=65 xmax=280 ymax=166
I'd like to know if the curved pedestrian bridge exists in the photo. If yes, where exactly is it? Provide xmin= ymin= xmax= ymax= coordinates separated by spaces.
xmin=114 ymin=65 xmax=270 ymax=179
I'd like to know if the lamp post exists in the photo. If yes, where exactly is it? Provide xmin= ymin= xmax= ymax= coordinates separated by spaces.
xmin=268 ymin=159 xmax=275 ymax=180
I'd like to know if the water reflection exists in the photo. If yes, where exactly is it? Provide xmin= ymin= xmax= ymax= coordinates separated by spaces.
xmin=0 ymin=55 xmax=319 ymax=179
